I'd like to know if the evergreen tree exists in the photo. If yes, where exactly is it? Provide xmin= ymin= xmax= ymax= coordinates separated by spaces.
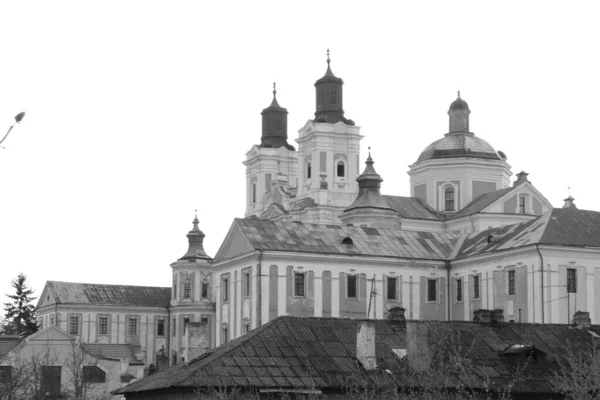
xmin=2 ymin=273 xmax=38 ymax=336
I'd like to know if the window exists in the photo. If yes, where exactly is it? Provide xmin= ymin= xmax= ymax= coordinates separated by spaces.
xmin=222 ymin=277 xmax=229 ymax=302
xmin=337 ymin=161 xmax=345 ymax=177
xmin=184 ymin=280 xmax=191 ymax=299
xmin=252 ymin=183 xmax=256 ymax=204
xmin=156 ymin=319 xmax=165 ymax=337
xmin=445 ymin=187 xmax=455 ymax=211
xmin=275 ymin=117 xmax=282 ymax=131
xmin=456 ymin=278 xmax=463 ymax=302
xmin=39 ymin=319 xmax=44 ymax=330
xmin=567 ymin=268 xmax=577 ymax=293
xmin=347 ymin=275 xmax=358 ymax=299
xmin=508 ymin=270 xmax=516 ymax=295
xmin=387 ymin=277 xmax=397 ymax=300
xmin=0 ymin=366 xmax=11 ymax=384
xmin=222 ymin=327 xmax=228 ymax=343
xmin=244 ymin=324 xmax=250 ymax=334
xmin=294 ymin=272 xmax=305 ymax=297
xmin=50 ymin=315 xmax=55 ymax=326
xmin=331 ymin=90 xmax=338 ymax=105
xmin=519 ymin=196 xmax=526 ymax=213
xmin=183 ymin=318 xmax=190 ymax=334
xmin=172 ymin=318 xmax=176 ymax=336
xmin=307 ymin=162 xmax=312 ymax=179
xmin=473 ymin=275 xmax=481 ymax=299
xmin=69 ymin=315 xmax=80 ymax=335
xmin=83 ymin=366 xmax=106 ymax=383
xmin=128 ymin=318 xmax=137 ymax=336
xmin=427 ymin=279 xmax=437 ymax=302
xmin=98 ymin=316 xmax=108 ymax=335
xmin=244 ymin=271 xmax=251 ymax=297
xmin=201 ymin=281 xmax=208 ymax=299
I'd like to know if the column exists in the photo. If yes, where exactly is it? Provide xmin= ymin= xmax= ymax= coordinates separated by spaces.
xmin=314 ymin=270 xmax=323 ymax=317
xmin=331 ymin=274 xmax=340 ymax=317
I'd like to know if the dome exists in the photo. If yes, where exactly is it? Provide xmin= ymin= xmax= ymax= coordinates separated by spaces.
xmin=417 ymin=133 xmax=501 ymax=162
xmin=449 ymin=96 xmax=469 ymax=111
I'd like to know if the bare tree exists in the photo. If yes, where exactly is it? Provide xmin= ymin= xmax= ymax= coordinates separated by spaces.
xmin=62 ymin=338 xmax=113 ymax=400
xmin=556 ymin=339 xmax=600 ymax=400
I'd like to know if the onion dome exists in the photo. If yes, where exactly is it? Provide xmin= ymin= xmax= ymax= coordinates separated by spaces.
xmin=313 ymin=49 xmax=354 ymax=125
xmin=179 ymin=213 xmax=211 ymax=261
xmin=345 ymin=151 xmax=392 ymax=211
xmin=260 ymin=83 xmax=295 ymax=151
xmin=449 ymin=91 xmax=470 ymax=111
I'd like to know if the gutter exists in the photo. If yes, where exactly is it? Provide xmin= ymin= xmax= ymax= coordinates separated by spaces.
xmin=535 ymin=244 xmax=545 ymax=323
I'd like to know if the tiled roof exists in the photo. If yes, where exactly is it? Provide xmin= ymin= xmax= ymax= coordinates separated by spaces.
xmin=115 ymin=316 xmax=600 ymax=396
xmin=448 ymin=187 xmax=515 ymax=220
xmin=45 ymin=281 xmax=171 ymax=308
xmin=457 ymin=208 xmax=600 ymax=258
xmin=381 ymin=195 xmax=443 ymax=221
xmin=84 ymin=343 xmax=140 ymax=362
xmin=235 ymin=218 xmax=459 ymax=260
xmin=0 ymin=336 xmax=23 ymax=357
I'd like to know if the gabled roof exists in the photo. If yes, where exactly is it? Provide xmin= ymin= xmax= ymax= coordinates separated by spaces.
xmin=0 ymin=336 xmax=23 ymax=357
xmin=448 ymin=186 xmax=516 ymax=220
xmin=233 ymin=218 xmax=459 ymax=260
xmin=84 ymin=343 xmax=140 ymax=362
xmin=381 ymin=195 xmax=443 ymax=221
xmin=42 ymin=281 xmax=171 ymax=308
xmin=114 ymin=316 xmax=600 ymax=396
xmin=457 ymin=207 xmax=600 ymax=258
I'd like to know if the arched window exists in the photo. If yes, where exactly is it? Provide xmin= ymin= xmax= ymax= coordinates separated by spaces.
xmin=307 ymin=162 xmax=312 ymax=179
xmin=331 ymin=90 xmax=338 ymax=105
xmin=337 ymin=161 xmax=345 ymax=177
xmin=445 ymin=187 xmax=455 ymax=211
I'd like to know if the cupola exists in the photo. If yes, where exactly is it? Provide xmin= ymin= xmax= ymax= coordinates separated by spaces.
xmin=313 ymin=50 xmax=354 ymax=125
xmin=179 ymin=213 xmax=211 ymax=261
xmin=448 ymin=91 xmax=471 ymax=133
xmin=261 ymin=83 xmax=294 ymax=151
xmin=562 ymin=195 xmax=577 ymax=209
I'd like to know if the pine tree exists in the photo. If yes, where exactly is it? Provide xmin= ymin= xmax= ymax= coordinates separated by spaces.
xmin=2 ymin=273 xmax=38 ymax=336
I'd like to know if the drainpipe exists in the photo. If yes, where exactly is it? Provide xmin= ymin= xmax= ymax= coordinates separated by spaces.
xmin=167 ymin=304 xmax=172 ymax=366
xmin=535 ymin=244 xmax=545 ymax=324
xmin=446 ymin=260 xmax=451 ymax=321
xmin=257 ymin=249 xmax=263 ymax=326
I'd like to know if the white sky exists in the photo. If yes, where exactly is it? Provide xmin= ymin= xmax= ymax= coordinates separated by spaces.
xmin=1 ymin=1 xmax=599 ymax=310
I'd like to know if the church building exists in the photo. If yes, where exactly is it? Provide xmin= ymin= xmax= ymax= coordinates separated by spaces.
xmin=36 ymin=53 xmax=600 ymax=368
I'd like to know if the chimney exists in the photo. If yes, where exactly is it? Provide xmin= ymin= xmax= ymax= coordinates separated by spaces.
xmin=356 ymin=321 xmax=377 ymax=370
xmin=491 ymin=309 xmax=505 ymax=323
xmin=406 ymin=322 xmax=429 ymax=372
xmin=573 ymin=311 xmax=591 ymax=329
xmin=473 ymin=309 xmax=492 ymax=323
xmin=388 ymin=307 xmax=406 ymax=322
xmin=513 ymin=171 xmax=529 ymax=187
xmin=563 ymin=196 xmax=577 ymax=209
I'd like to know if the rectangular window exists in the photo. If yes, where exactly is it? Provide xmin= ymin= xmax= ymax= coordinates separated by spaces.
xmin=508 ymin=270 xmax=516 ymax=295
xmin=201 ymin=281 xmax=208 ymax=299
xmin=184 ymin=281 xmax=191 ymax=299
xmin=83 ymin=366 xmax=106 ymax=383
xmin=387 ymin=277 xmax=397 ymax=300
xmin=98 ymin=316 xmax=108 ymax=335
xmin=473 ymin=275 xmax=481 ymax=299
xmin=427 ymin=279 xmax=437 ymax=302
xmin=347 ymin=275 xmax=358 ymax=299
xmin=519 ymin=196 xmax=526 ymax=214
xmin=223 ymin=277 xmax=229 ymax=302
xmin=183 ymin=318 xmax=190 ymax=334
xmin=69 ymin=315 xmax=79 ymax=335
xmin=294 ymin=273 xmax=305 ymax=297
xmin=172 ymin=318 xmax=176 ymax=336
xmin=223 ymin=328 xmax=228 ymax=344
xmin=456 ymin=278 xmax=463 ymax=302
xmin=157 ymin=319 xmax=165 ymax=337
xmin=128 ymin=318 xmax=137 ymax=336
xmin=244 ymin=325 xmax=250 ymax=334
xmin=567 ymin=268 xmax=577 ymax=293
xmin=245 ymin=271 xmax=251 ymax=297
xmin=50 ymin=315 xmax=55 ymax=326
xmin=0 ymin=366 xmax=12 ymax=384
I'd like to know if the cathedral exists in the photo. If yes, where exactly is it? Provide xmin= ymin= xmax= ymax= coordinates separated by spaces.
xmin=36 ymin=54 xmax=600 ymax=367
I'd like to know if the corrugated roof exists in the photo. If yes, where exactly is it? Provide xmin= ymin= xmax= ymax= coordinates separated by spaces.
xmin=46 ymin=281 xmax=171 ymax=307
xmin=84 ymin=343 xmax=140 ymax=362
xmin=0 ymin=336 xmax=23 ymax=357
xmin=235 ymin=219 xmax=459 ymax=260
xmin=381 ymin=195 xmax=443 ymax=221
xmin=115 ymin=316 xmax=600 ymax=396
xmin=456 ymin=208 xmax=600 ymax=258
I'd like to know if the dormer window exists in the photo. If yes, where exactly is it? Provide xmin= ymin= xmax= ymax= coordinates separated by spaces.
xmin=307 ymin=162 xmax=312 ymax=180
xmin=519 ymin=196 xmax=526 ymax=213
xmin=337 ymin=161 xmax=345 ymax=177
xmin=445 ymin=187 xmax=455 ymax=211
xmin=331 ymin=90 xmax=338 ymax=105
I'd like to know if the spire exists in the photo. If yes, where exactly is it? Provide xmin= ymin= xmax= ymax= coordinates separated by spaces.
xmin=179 ymin=211 xmax=211 ymax=261
xmin=260 ymin=82 xmax=294 ymax=150
xmin=345 ymin=149 xmax=390 ymax=211
xmin=325 ymin=48 xmax=335 ymax=77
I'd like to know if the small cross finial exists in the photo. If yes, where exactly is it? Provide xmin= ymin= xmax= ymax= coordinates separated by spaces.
xmin=368 ymin=146 xmax=371 ymax=151
xmin=327 ymin=49 xmax=330 ymax=65
xmin=457 ymin=90 xmax=461 ymax=98
xmin=273 ymin=82 xmax=276 ymax=97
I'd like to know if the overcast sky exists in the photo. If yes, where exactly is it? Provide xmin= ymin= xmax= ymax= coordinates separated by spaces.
xmin=1 ymin=1 xmax=599 ymax=310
